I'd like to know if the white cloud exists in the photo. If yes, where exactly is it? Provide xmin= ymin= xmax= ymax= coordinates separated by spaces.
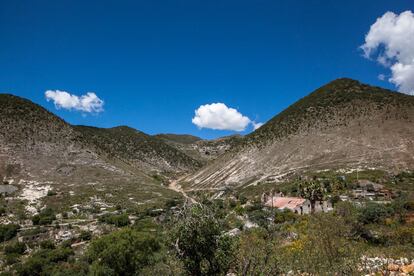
xmin=192 ymin=103 xmax=251 ymax=131
xmin=378 ymin=74 xmax=385 ymax=81
xmin=45 ymin=90 xmax=104 ymax=113
xmin=361 ymin=10 xmax=414 ymax=95
xmin=252 ymin=121 xmax=264 ymax=130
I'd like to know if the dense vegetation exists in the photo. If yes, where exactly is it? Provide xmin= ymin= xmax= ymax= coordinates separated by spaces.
xmin=3 ymin=187 xmax=413 ymax=275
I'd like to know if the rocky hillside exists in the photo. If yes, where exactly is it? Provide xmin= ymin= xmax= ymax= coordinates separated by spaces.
xmin=76 ymin=126 xmax=202 ymax=173
xmin=155 ymin=133 xmax=243 ymax=163
xmin=183 ymin=78 xmax=414 ymax=190
xmin=0 ymin=94 xmax=200 ymax=185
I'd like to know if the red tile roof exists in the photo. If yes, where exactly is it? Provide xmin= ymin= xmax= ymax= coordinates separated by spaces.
xmin=265 ymin=197 xmax=306 ymax=210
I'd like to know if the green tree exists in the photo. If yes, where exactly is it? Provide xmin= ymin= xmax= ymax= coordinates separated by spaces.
xmin=86 ymin=228 xmax=161 ymax=275
xmin=171 ymin=204 xmax=236 ymax=276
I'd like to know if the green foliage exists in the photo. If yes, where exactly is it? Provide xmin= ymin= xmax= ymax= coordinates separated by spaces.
xmin=235 ymin=229 xmax=281 ymax=275
xmin=98 ymin=213 xmax=130 ymax=227
xmin=282 ymin=213 xmax=360 ymax=275
xmin=86 ymin=228 xmax=162 ymax=275
xmin=0 ymin=206 xmax=6 ymax=216
xmin=47 ymin=190 xmax=57 ymax=196
xmin=4 ymin=242 xmax=26 ymax=255
xmin=79 ymin=230 xmax=92 ymax=241
xmin=0 ymin=223 xmax=20 ymax=242
xmin=358 ymin=202 xmax=392 ymax=224
xmin=32 ymin=207 xmax=56 ymax=225
xmin=16 ymin=246 xmax=74 ymax=276
xmin=274 ymin=209 xmax=297 ymax=224
xmin=171 ymin=205 xmax=236 ymax=275
xmin=40 ymin=240 xmax=55 ymax=250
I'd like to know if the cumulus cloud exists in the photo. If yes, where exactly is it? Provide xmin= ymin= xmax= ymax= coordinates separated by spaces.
xmin=45 ymin=90 xmax=104 ymax=113
xmin=192 ymin=103 xmax=253 ymax=131
xmin=361 ymin=10 xmax=414 ymax=95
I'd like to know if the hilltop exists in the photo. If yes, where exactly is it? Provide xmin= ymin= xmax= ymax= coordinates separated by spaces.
xmin=183 ymin=78 xmax=414 ymax=189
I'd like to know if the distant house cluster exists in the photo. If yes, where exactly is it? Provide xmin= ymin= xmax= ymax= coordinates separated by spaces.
xmin=338 ymin=180 xmax=396 ymax=202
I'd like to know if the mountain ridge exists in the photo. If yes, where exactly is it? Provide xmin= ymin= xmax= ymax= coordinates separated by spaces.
xmin=182 ymin=78 xmax=414 ymax=190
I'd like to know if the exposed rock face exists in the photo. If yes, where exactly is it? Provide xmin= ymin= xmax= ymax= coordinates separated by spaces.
xmin=183 ymin=79 xmax=414 ymax=189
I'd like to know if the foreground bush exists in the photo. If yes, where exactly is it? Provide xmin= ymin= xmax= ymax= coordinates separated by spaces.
xmin=86 ymin=228 xmax=161 ymax=275
xmin=171 ymin=204 xmax=236 ymax=276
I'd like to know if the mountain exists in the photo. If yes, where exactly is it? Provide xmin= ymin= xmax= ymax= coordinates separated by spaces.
xmin=75 ymin=126 xmax=202 ymax=173
xmin=0 ymin=94 xmax=201 ymax=212
xmin=0 ymin=94 xmax=200 ymax=181
xmin=155 ymin=133 xmax=243 ymax=163
xmin=183 ymin=78 xmax=414 ymax=190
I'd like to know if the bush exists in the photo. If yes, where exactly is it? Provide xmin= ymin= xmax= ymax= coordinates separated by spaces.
xmin=79 ymin=230 xmax=92 ymax=241
xmin=0 ymin=223 xmax=20 ymax=242
xmin=274 ymin=209 xmax=297 ymax=224
xmin=171 ymin=205 xmax=236 ymax=276
xmin=98 ymin=213 xmax=130 ymax=227
xmin=5 ymin=253 xmax=21 ymax=265
xmin=32 ymin=207 xmax=56 ymax=225
xmin=281 ymin=213 xmax=360 ymax=275
xmin=47 ymin=190 xmax=57 ymax=196
xmin=4 ymin=241 xmax=26 ymax=255
xmin=359 ymin=202 xmax=392 ymax=224
xmin=16 ymin=246 xmax=74 ymax=276
xmin=40 ymin=240 xmax=55 ymax=249
xmin=0 ymin=206 xmax=6 ymax=216
xmin=86 ymin=228 xmax=161 ymax=275
xmin=235 ymin=229 xmax=281 ymax=275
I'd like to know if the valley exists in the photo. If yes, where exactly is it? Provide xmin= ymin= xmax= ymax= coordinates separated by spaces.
xmin=1 ymin=79 xmax=414 ymax=275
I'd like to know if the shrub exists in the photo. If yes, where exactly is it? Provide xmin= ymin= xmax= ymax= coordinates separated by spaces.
xmin=4 ymin=241 xmax=26 ymax=255
xmin=40 ymin=240 xmax=55 ymax=250
xmin=86 ymin=228 xmax=161 ymax=275
xmin=171 ymin=205 xmax=236 ymax=276
xmin=47 ymin=190 xmax=57 ymax=196
xmin=16 ymin=246 xmax=74 ymax=276
xmin=274 ymin=209 xmax=297 ymax=224
xmin=98 ymin=213 xmax=130 ymax=227
xmin=0 ymin=223 xmax=20 ymax=242
xmin=0 ymin=206 xmax=6 ymax=216
xmin=32 ymin=208 xmax=56 ymax=225
xmin=79 ymin=230 xmax=92 ymax=241
xmin=358 ymin=202 xmax=392 ymax=224
xmin=282 ymin=213 xmax=360 ymax=275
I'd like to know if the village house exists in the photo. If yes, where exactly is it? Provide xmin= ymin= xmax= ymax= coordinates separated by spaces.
xmin=262 ymin=193 xmax=332 ymax=215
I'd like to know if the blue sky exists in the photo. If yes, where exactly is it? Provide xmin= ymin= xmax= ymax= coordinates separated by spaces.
xmin=1 ymin=0 xmax=413 ymax=139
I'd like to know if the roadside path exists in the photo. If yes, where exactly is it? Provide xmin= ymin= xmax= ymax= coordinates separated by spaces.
xmin=168 ymin=176 xmax=197 ymax=204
